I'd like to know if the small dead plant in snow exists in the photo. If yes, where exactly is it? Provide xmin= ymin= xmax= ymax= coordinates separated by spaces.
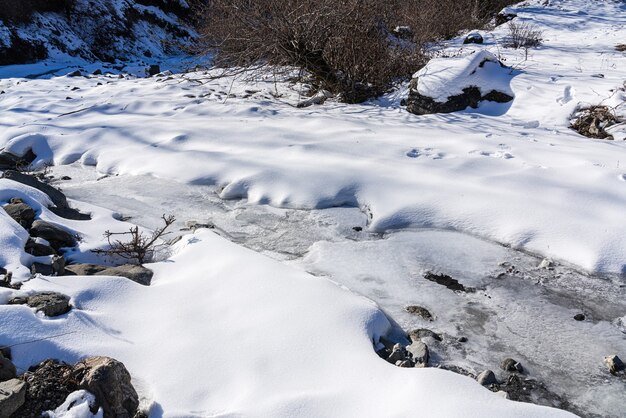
xmin=93 ymin=214 xmax=176 ymax=265
xmin=504 ymin=21 xmax=543 ymax=49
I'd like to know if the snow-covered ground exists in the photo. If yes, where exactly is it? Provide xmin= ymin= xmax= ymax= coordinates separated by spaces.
xmin=1 ymin=0 xmax=625 ymax=416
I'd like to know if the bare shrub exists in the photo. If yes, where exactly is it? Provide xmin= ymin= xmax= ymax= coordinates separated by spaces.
xmin=93 ymin=215 xmax=176 ymax=265
xmin=193 ymin=0 xmax=518 ymax=102
xmin=504 ymin=21 xmax=543 ymax=49
xmin=571 ymin=105 xmax=620 ymax=140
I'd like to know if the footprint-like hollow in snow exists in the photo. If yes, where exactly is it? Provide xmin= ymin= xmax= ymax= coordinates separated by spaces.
xmin=472 ymin=150 xmax=514 ymax=159
xmin=620 ymin=174 xmax=626 ymax=182
xmin=557 ymin=85 xmax=574 ymax=105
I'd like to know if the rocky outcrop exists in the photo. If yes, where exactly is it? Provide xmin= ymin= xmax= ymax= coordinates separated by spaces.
xmin=9 ymin=292 xmax=71 ymax=317
xmin=30 ymin=220 xmax=77 ymax=250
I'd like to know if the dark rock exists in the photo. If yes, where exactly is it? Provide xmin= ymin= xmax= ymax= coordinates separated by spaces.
xmin=25 ymin=238 xmax=56 ymax=256
xmin=574 ymin=313 xmax=585 ymax=321
xmin=93 ymin=69 xmax=102 ymax=75
xmin=352 ymin=226 xmax=363 ymax=232
xmin=423 ymin=271 xmax=474 ymax=292
xmin=481 ymin=90 xmax=515 ymax=103
xmin=605 ymin=355 xmax=625 ymax=375
xmin=499 ymin=374 xmax=572 ymax=410
xmin=477 ymin=370 xmax=498 ymax=386
xmin=0 ymin=149 xmax=36 ymax=170
xmin=30 ymin=220 xmax=77 ymax=250
xmin=60 ymin=176 xmax=72 ymax=181
xmin=0 ymin=347 xmax=11 ymax=360
xmin=457 ymin=336 xmax=468 ymax=343
xmin=147 ymin=64 xmax=161 ymax=76
xmin=3 ymin=202 xmax=36 ymax=228
xmin=31 ymin=262 xmax=54 ymax=276
xmin=64 ymin=264 xmax=153 ymax=286
xmin=0 ymin=352 xmax=17 ymax=382
xmin=495 ymin=12 xmax=517 ymax=26
xmin=0 ymin=379 xmax=27 ymax=417
xmin=463 ymin=33 xmax=483 ymax=44
xmin=406 ymin=86 xmax=514 ymax=116
xmin=67 ymin=70 xmax=83 ymax=77
xmin=501 ymin=358 xmax=524 ymax=373
xmin=52 ymin=255 xmax=65 ymax=275
xmin=407 ymin=341 xmax=429 ymax=365
xmin=73 ymin=356 xmax=139 ymax=418
xmin=14 ymin=359 xmax=75 ymax=417
xmin=405 ymin=305 xmax=433 ymax=320
xmin=408 ymin=328 xmax=442 ymax=342
xmin=26 ymin=292 xmax=71 ymax=317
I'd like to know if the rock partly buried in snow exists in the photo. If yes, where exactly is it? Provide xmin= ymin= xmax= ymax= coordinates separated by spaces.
xmin=64 ymin=264 xmax=153 ymax=286
xmin=408 ymin=328 xmax=442 ymax=342
xmin=405 ymin=305 xmax=433 ymax=320
xmin=29 ymin=220 xmax=77 ymax=250
xmin=3 ymin=171 xmax=91 ymax=220
xmin=73 ymin=356 xmax=139 ymax=418
xmin=0 ymin=379 xmax=27 ymax=417
xmin=476 ymin=370 xmax=499 ymax=386
xmin=24 ymin=292 xmax=71 ymax=317
xmin=0 ymin=352 xmax=17 ymax=382
xmin=405 ymin=50 xmax=514 ymax=115
xmin=604 ymin=355 xmax=625 ymax=375
xmin=25 ymin=237 xmax=56 ymax=256
xmin=3 ymin=200 xmax=36 ymax=229
xmin=463 ymin=32 xmax=484 ymax=44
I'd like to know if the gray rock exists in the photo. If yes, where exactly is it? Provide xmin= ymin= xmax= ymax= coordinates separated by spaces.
xmin=0 ymin=353 xmax=16 ymax=382
xmin=26 ymin=292 xmax=71 ymax=317
xmin=73 ymin=356 xmax=139 ymax=418
xmin=574 ymin=313 xmax=586 ymax=321
xmin=3 ymin=202 xmax=36 ymax=228
xmin=405 ymin=305 xmax=433 ymax=320
xmin=64 ymin=264 xmax=153 ymax=286
xmin=147 ymin=64 xmax=161 ymax=76
xmin=407 ymin=341 xmax=429 ymax=365
xmin=30 ymin=220 xmax=77 ymax=249
xmin=604 ymin=355 xmax=625 ymax=375
xmin=476 ymin=370 xmax=498 ymax=386
xmin=408 ymin=328 xmax=442 ymax=342
xmin=52 ymin=255 xmax=65 ymax=276
xmin=0 ymin=379 xmax=27 ymax=417
xmin=501 ymin=358 xmax=524 ymax=373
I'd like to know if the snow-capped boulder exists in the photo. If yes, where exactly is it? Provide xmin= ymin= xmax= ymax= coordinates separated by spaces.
xmin=405 ymin=50 xmax=514 ymax=115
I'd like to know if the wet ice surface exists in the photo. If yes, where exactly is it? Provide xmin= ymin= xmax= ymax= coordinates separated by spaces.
xmin=51 ymin=164 xmax=626 ymax=417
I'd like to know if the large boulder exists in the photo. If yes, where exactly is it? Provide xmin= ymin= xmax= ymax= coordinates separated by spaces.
xmin=0 ymin=379 xmax=27 ymax=417
xmin=405 ymin=50 xmax=514 ymax=115
xmin=29 ymin=220 xmax=77 ymax=250
xmin=64 ymin=264 xmax=153 ymax=286
xmin=13 ymin=359 xmax=75 ymax=417
xmin=73 ymin=356 xmax=139 ymax=418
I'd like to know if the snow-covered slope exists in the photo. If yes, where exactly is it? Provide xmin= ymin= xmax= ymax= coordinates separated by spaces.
xmin=0 ymin=0 xmax=194 ymax=66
